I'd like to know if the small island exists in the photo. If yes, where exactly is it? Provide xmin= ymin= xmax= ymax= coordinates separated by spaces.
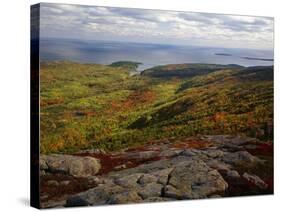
xmin=110 ymin=61 xmax=142 ymax=71
xmin=241 ymin=57 xmax=273 ymax=62
xmin=214 ymin=53 xmax=232 ymax=56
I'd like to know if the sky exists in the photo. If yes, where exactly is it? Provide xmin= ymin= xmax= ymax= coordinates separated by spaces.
xmin=40 ymin=3 xmax=274 ymax=50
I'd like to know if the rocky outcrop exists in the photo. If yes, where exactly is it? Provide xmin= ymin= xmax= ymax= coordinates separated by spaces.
xmin=65 ymin=157 xmax=229 ymax=206
xmin=222 ymin=151 xmax=262 ymax=165
xmin=40 ymin=154 xmax=101 ymax=177
xmin=126 ymin=151 xmax=159 ymax=161
xmin=40 ymin=135 xmax=272 ymax=208
xmin=159 ymin=149 xmax=184 ymax=157
xmin=166 ymin=160 xmax=228 ymax=199
xmin=114 ymin=173 xmax=143 ymax=188
xmin=242 ymin=173 xmax=268 ymax=190
xmin=226 ymin=170 xmax=240 ymax=178
xmin=108 ymin=191 xmax=143 ymax=204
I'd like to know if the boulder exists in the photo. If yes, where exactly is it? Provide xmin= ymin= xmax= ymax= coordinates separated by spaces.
xmin=40 ymin=154 xmax=101 ymax=177
xmin=66 ymin=184 xmax=124 ymax=206
xmin=138 ymin=174 xmax=157 ymax=185
xmin=138 ymin=182 xmax=163 ymax=199
xmin=226 ymin=170 xmax=240 ymax=178
xmin=166 ymin=160 xmax=228 ymax=199
xmin=204 ymin=149 xmax=225 ymax=158
xmin=163 ymin=185 xmax=182 ymax=199
xmin=222 ymin=151 xmax=261 ymax=165
xmin=181 ymin=149 xmax=199 ymax=157
xmin=108 ymin=191 xmax=142 ymax=204
xmin=242 ymin=173 xmax=268 ymax=190
xmin=114 ymin=173 xmax=143 ymax=188
xmin=66 ymin=195 xmax=90 ymax=207
xmin=206 ymin=159 xmax=231 ymax=171
xmin=151 ymin=168 xmax=174 ymax=185
xmin=159 ymin=149 xmax=183 ymax=157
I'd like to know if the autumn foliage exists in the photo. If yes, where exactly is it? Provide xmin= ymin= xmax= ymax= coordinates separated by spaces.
xmin=40 ymin=61 xmax=273 ymax=153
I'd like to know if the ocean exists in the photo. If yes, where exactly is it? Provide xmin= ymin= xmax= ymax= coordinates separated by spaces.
xmin=40 ymin=38 xmax=274 ymax=71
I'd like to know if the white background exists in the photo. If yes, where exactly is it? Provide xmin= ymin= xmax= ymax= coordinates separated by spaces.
xmin=0 ymin=0 xmax=279 ymax=211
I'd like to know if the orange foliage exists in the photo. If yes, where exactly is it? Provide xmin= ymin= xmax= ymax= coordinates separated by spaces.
xmin=246 ymin=112 xmax=255 ymax=127
xmin=213 ymin=112 xmax=227 ymax=122
xmin=123 ymin=90 xmax=156 ymax=108
xmin=107 ymin=90 xmax=156 ymax=113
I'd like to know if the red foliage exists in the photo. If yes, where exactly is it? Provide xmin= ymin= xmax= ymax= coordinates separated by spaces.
xmin=246 ymin=142 xmax=273 ymax=156
xmin=172 ymin=139 xmax=213 ymax=149
xmin=73 ymin=152 xmax=161 ymax=175
xmin=122 ymin=90 xmax=156 ymax=109
xmin=108 ymin=90 xmax=156 ymax=113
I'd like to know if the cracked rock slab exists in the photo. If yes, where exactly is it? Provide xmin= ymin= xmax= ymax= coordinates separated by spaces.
xmin=138 ymin=174 xmax=157 ymax=185
xmin=167 ymin=160 xmax=228 ymax=199
xmin=114 ymin=173 xmax=143 ymax=188
xmin=138 ymin=182 xmax=163 ymax=199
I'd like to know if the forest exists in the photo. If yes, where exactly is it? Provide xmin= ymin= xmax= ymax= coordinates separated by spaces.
xmin=40 ymin=61 xmax=273 ymax=154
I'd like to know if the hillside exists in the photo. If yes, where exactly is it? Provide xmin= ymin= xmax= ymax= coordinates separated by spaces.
xmin=39 ymin=61 xmax=273 ymax=207
xmin=141 ymin=63 xmax=243 ymax=78
xmin=40 ymin=61 xmax=273 ymax=154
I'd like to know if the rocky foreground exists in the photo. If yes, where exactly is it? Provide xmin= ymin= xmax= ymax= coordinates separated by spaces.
xmin=40 ymin=135 xmax=273 ymax=208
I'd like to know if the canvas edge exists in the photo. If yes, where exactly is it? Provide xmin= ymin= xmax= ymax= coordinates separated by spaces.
xmin=30 ymin=3 xmax=40 ymax=209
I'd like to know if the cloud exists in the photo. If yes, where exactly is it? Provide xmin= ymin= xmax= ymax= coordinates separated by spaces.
xmin=40 ymin=3 xmax=274 ymax=50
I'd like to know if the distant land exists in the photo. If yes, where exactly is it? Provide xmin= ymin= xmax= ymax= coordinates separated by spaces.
xmin=214 ymin=53 xmax=232 ymax=56
xmin=214 ymin=52 xmax=274 ymax=62
xmin=241 ymin=57 xmax=274 ymax=62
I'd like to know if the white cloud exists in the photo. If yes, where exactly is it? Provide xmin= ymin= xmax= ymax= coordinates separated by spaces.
xmin=40 ymin=3 xmax=274 ymax=50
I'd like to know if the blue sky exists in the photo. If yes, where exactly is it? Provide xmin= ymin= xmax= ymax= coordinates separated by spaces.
xmin=40 ymin=3 xmax=274 ymax=50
